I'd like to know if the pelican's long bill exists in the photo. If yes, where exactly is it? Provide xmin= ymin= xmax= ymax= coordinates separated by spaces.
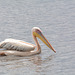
xmin=33 ymin=31 xmax=56 ymax=53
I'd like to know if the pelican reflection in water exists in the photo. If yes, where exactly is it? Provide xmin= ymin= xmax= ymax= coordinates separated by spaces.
xmin=0 ymin=27 xmax=56 ymax=56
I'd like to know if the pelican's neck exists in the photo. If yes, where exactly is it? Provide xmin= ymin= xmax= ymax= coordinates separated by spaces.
xmin=32 ymin=33 xmax=41 ymax=51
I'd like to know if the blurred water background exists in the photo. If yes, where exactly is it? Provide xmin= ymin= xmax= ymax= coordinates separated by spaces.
xmin=0 ymin=0 xmax=75 ymax=75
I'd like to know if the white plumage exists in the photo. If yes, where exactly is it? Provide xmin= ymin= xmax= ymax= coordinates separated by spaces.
xmin=0 ymin=38 xmax=35 ymax=52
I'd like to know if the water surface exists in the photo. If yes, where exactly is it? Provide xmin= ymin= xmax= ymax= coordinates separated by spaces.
xmin=0 ymin=0 xmax=75 ymax=75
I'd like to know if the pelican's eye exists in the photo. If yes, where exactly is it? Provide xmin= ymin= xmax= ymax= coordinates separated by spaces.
xmin=36 ymin=29 xmax=42 ymax=34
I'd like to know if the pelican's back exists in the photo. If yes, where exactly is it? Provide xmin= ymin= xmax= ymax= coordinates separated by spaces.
xmin=0 ymin=39 xmax=35 ymax=52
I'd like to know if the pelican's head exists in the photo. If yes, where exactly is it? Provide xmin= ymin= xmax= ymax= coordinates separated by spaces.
xmin=32 ymin=27 xmax=56 ymax=53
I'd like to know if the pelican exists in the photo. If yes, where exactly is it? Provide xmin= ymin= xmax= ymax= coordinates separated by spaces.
xmin=0 ymin=27 xmax=56 ymax=56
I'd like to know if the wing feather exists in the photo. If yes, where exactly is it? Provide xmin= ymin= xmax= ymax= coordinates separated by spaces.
xmin=0 ymin=39 xmax=35 ymax=52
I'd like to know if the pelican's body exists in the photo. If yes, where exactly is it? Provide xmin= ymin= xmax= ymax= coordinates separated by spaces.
xmin=0 ymin=27 xmax=56 ymax=56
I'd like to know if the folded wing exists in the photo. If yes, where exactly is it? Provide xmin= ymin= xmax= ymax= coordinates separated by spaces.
xmin=0 ymin=39 xmax=35 ymax=52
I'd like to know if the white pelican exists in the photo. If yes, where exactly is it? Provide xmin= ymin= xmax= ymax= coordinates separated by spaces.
xmin=0 ymin=27 xmax=56 ymax=56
